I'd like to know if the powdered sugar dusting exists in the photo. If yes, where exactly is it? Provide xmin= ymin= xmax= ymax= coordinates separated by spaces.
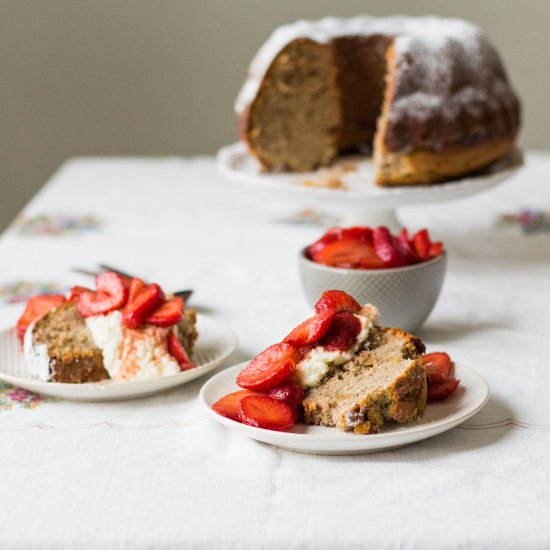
xmin=385 ymin=21 xmax=515 ymax=145
xmin=235 ymin=15 xmax=486 ymax=113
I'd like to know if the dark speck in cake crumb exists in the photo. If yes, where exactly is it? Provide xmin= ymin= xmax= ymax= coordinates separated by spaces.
xmin=345 ymin=409 xmax=365 ymax=427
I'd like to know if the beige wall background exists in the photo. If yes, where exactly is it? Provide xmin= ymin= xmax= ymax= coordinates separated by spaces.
xmin=1 ymin=0 xmax=549 ymax=230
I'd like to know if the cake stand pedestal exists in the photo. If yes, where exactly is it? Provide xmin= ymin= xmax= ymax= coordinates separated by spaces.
xmin=343 ymin=205 xmax=400 ymax=230
xmin=217 ymin=142 xmax=523 ymax=231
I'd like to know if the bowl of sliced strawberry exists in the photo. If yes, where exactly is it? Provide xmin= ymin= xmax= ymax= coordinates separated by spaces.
xmin=299 ymin=226 xmax=446 ymax=332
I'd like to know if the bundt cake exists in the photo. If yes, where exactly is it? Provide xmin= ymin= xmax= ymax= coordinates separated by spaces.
xmin=236 ymin=16 xmax=521 ymax=185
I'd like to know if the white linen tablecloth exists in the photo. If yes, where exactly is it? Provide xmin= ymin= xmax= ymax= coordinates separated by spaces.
xmin=0 ymin=154 xmax=549 ymax=549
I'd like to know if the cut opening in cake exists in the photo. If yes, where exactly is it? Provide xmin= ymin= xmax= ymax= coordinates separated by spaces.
xmin=246 ymin=37 xmax=393 ymax=173
xmin=246 ymin=39 xmax=341 ymax=172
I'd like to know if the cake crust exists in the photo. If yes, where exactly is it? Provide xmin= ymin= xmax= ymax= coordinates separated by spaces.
xmin=374 ymin=138 xmax=516 ymax=186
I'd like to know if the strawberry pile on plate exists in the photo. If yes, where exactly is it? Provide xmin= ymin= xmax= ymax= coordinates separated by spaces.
xmin=307 ymin=226 xmax=444 ymax=269
xmin=212 ymin=290 xmax=364 ymax=432
xmin=16 ymin=272 xmax=194 ymax=370
xmin=423 ymin=352 xmax=460 ymax=400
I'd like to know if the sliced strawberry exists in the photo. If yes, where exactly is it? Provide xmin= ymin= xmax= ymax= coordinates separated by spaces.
xmin=283 ymin=310 xmax=334 ymax=347
xmin=372 ymin=226 xmax=408 ymax=268
xmin=16 ymin=294 xmax=67 ymax=344
xmin=117 ymin=275 xmax=133 ymax=289
xmin=123 ymin=283 xmax=164 ymax=328
xmin=396 ymin=227 xmax=412 ymax=253
xmin=236 ymin=342 xmax=298 ymax=391
xmin=77 ymin=291 xmax=114 ymax=318
xmin=395 ymin=228 xmax=421 ymax=264
xmin=68 ymin=286 xmax=91 ymax=301
xmin=126 ymin=277 xmax=146 ymax=303
xmin=212 ymin=390 xmax=257 ymax=421
xmin=309 ymin=227 xmax=374 ymax=263
xmin=428 ymin=378 xmax=460 ymax=400
xmin=428 ymin=241 xmax=444 ymax=258
xmin=238 ymin=395 xmax=295 ymax=431
xmin=167 ymin=332 xmax=195 ymax=371
xmin=322 ymin=227 xmax=345 ymax=239
xmin=423 ymin=352 xmax=452 ymax=385
xmin=145 ymin=297 xmax=184 ymax=327
xmin=314 ymin=290 xmax=361 ymax=315
xmin=308 ymin=228 xmax=342 ymax=261
xmin=268 ymin=382 xmax=304 ymax=416
xmin=309 ymin=226 xmax=443 ymax=268
xmin=76 ymin=272 xmax=128 ymax=318
xmin=95 ymin=272 xmax=128 ymax=306
xmin=122 ymin=278 xmax=146 ymax=322
xmin=319 ymin=311 xmax=361 ymax=352
xmin=340 ymin=226 xmax=374 ymax=243
xmin=314 ymin=239 xmax=385 ymax=269
xmin=412 ymin=229 xmax=432 ymax=261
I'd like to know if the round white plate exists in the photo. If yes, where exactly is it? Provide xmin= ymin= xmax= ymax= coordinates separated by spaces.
xmin=217 ymin=142 xmax=523 ymax=210
xmin=200 ymin=362 xmax=489 ymax=455
xmin=0 ymin=314 xmax=238 ymax=401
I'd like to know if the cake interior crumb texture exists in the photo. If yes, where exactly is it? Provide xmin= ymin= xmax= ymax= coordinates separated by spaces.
xmin=31 ymin=301 xmax=109 ymax=383
xmin=245 ymin=39 xmax=340 ymax=171
xmin=303 ymin=326 xmax=427 ymax=434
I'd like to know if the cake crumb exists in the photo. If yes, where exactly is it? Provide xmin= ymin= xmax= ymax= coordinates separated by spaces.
xmin=303 ymin=164 xmax=357 ymax=191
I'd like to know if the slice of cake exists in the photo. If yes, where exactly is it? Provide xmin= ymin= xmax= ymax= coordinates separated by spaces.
xmin=25 ymin=301 xmax=110 ymax=383
xmin=303 ymin=326 xmax=426 ymax=434
xmin=20 ymin=272 xmax=198 ymax=383
xmin=213 ymin=290 xmax=427 ymax=434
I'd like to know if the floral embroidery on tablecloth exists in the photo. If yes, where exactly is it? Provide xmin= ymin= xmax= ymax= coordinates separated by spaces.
xmin=0 ymin=382 xmax=55 ymax=412
xmin=496 ymin=209 xmax=550 ymax=234
xmin=0 ymin=280 xmax=65 ymax=304
xmin=15 ymin=214 xmax=103 ymax=237
xmin=276 ymin=208 xmax=340 ymax=227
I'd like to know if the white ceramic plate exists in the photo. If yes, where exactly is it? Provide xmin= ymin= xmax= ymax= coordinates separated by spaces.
xmin=200 ymin=362 xmax=489 ymax=455
xmin=0 ymin=314 xmax=238 ymax=401
xmin=217 ymin=142 xmax=523 ymax=210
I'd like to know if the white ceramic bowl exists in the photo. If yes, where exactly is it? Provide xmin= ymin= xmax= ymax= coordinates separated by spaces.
xmin=298 ymin=249 xmax=447 ymax=332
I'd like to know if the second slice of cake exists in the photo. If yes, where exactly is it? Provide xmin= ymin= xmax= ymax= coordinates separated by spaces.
xmin=19 ymin=272 xmax=198 ymax=384
xmin=303 ymin=324 xmax=426 ymax=434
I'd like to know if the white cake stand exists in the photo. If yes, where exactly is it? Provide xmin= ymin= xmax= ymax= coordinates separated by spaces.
xmin=217 ymin=142 xmax=523 ymax=230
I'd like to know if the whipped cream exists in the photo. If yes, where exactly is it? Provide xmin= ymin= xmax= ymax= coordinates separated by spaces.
xmin=85 ymin=311 xmax=124 ymax=378
xmin=297 ymin=312 xmax=375 ymax=388
xmin=85 ymin=311 xmax=180 ymax=381
xmin=119 ymin=335 xmax=180 ymax=381
xmin=24 ymin=320 xmax=51 ymax=381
